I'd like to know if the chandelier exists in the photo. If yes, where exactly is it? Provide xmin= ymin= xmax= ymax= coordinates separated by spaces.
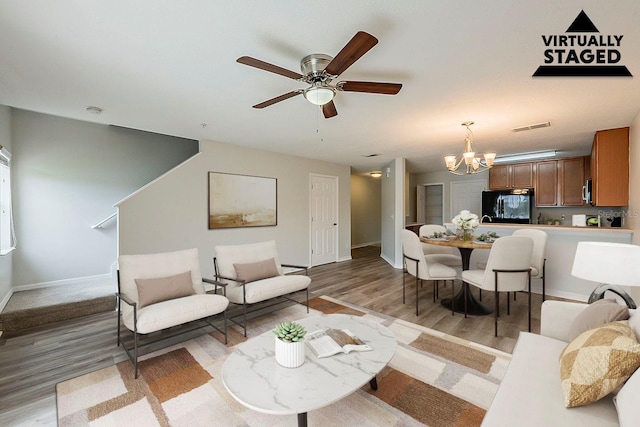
xmin=444 ymin=121 xmax=496 ymax=175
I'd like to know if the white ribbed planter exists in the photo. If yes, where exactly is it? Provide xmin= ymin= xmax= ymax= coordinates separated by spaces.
xmin=274 ymin=337 xmax=305 ymax=368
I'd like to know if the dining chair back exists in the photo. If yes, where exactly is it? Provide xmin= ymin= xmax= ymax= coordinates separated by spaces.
xmin=512 ymin=228 xmax=548 ymax=300
xmin=418 ymin=224 xmax=462 ymax=268
xmin=401 ymin=229 xmax=457 ymax=315
xmin=461 ymin=236 xmax=533 ymax=336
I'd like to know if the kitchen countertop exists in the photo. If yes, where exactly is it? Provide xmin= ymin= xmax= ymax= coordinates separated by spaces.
xmin=445 ymin=222 xmax=633 ymax=234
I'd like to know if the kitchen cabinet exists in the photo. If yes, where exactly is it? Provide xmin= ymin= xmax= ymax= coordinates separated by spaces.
xmin=559 ymin=157 xmax=585 ymax=206
xmin=489 ymin=162 xmax=534 ymax=190
xmin=591 ymin=127 xmax=629 ymax=206
xmin=535 ymin=160 xmax=558 ymax=206
xmin=535 ymin=157 xmax=585 ymax=207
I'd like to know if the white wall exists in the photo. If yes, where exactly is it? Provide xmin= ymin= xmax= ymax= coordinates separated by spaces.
xmin=116 ymin=139 xmax=352 ymax=276
xmin=350 ymin=174 xmax=381 ymax=247
xmin=10 ymin=109 xmax=198 ymax=287
xmin=380 ymin=158 xmax=405 ymax=268
xmin=0 ymin=106 xmax=12 ymax=306
xmin=412 ymin=170 xmax=489 ymax=223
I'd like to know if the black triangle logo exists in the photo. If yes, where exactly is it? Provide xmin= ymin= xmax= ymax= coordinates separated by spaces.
xmin=566 ymin=10 xmax=599 ymax=32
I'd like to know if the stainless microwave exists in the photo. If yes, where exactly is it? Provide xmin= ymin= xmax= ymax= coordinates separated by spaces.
xmin=582 ymin=179 xmax=592 ymax=205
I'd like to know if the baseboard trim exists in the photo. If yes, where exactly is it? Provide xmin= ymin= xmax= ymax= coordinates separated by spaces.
xmin=12 ymin=270 xmax=116 ymax=293
xmin=0 ymin=289 xmax=13 ymax=312
xmin=337 ymin=255 xmax=352 ymax=262
xmin=351 ymin=241 xmax=381 ymax=249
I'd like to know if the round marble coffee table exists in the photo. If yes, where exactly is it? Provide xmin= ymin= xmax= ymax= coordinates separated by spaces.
xmin=221 ymin=314 xmax=397 ymax=426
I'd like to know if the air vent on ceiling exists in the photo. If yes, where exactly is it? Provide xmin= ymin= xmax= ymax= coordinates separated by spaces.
xmin=511 ymin=121 xmax=551 ymax=132
xmin=362 ymin=153 xmax=381 ymax=157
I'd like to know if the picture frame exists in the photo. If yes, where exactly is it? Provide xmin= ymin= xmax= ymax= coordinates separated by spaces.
xmin=208 ymin=172 xmax=277 ymax=229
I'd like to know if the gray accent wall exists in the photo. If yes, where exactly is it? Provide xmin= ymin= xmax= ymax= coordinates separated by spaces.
xmin=350 ymin=174 xmax=381 ymax=247
xmin=0 ymin=106 xmax=12 ymax=302
xmin=116 ymin=139 xmax=352 ymax=277
xmin=10 ymin=109 xmax=199 ymax=287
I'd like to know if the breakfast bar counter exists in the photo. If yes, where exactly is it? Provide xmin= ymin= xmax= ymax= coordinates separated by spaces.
xmin=443 ymin=223 xmax=633 ymax=302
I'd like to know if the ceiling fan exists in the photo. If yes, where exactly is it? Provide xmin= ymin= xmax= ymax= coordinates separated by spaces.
xmin=237 ymin=31 xmax=403 ymax=119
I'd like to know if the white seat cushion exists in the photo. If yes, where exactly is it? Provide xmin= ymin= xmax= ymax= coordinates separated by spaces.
xmin=425 ymin=254 xmax=462 ymax=268
xmin=461 ymin=269 xmax=485 ymax=286
xmin=122 ymin=294 xmax=229 ymax=334
xmin=482 ymin=332 xmax=619 ymax=427
xmin=426 ymin=262 xmax=457 ymax=279
xmin=225 ymin=274 xmax=311 ymax=304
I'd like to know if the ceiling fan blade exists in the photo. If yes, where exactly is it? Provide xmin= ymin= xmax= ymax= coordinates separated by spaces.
xmin=322 ymin=101 xmax=338 ymax=119
xmin=237 ymin=56 xmax=304 ymax=80
xmin=324 ymin=31 xmax=378 ymax=76
xmin=253 ymin=91 xmax=302 ymax=109
xmin=338 ymin=81 xmax=402 ymax=95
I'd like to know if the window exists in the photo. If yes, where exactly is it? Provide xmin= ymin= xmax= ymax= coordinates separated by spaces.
xmin=0 ymin=146 xmax=14 ymax=255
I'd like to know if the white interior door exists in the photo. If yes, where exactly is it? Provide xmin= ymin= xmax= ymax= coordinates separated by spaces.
xmin=310 ymin=174 xmax=338 ymax=266
xmin=450 ymin=180 xmax=486 ymax=218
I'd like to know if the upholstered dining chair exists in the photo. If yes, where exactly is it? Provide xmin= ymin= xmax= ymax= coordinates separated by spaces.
xmin=512 ymin=228 xmax=547 ymax=301
xmin=418 ymin=224 xmax=463 ymax=269
xmin=462 ymin=236 xmax=533 ymax=337
xmin=401 ymin=229 xmax=458 ymax=316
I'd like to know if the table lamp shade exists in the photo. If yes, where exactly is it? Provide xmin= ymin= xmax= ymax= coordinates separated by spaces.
xmin=571 ymin=242 xmax=640 ymax=286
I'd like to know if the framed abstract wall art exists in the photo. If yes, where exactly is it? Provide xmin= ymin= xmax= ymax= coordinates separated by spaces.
xmin=208 ymin=172 xmax=277 ymax=229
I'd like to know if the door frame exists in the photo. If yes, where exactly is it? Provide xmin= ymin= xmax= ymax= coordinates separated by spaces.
xmin=416 ymin=182 xmax=445 ymax=225
xmin=309 ymin=173 xmax=339 ymax=267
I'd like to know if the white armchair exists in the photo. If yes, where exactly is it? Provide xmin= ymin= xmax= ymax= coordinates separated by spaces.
xmin=117 ymin=248 xmax=229 ymax=378
xmin=214 ymin=240 xmax=311 ymax=336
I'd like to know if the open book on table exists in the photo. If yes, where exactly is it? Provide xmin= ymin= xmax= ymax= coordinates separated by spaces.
xmin=306 ymin=328 xmax=372 ymax=358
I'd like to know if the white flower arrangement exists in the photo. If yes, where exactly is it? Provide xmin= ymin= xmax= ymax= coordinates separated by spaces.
xmin=452 ymin=210 xmax=480 ymax=230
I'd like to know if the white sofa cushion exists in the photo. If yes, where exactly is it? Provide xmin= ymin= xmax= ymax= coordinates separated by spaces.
xmin=481 ymin=332 xmax=619 ymax=427
xmin=122 ymin=294 xmax=229 ymax=334
xmin=615 ymin=367 xmax=640 ymax=426
xmin=225 ymin=274 xmax=311 ymax=304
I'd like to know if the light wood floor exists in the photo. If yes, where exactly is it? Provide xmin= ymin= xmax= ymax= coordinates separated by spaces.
xmin=0 ymin=246 xmax=560 ymax=426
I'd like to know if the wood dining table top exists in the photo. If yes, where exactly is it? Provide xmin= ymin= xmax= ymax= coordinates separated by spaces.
xmin=419 ymin=236 xmax=493 ymax=250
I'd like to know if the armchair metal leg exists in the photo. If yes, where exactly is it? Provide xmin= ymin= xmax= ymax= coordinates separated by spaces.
xmin=494 ymin=271 xmax=499 ymax=337
xmin=134 ymin=331 xmax=139 ymax=379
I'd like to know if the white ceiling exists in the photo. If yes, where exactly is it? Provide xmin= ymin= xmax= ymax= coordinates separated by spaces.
xmin=1 ymin=1 xmax=640 ymax=174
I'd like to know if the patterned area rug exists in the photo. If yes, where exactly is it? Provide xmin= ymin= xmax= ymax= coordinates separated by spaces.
xmin=56 ymin=296 xmax=510 ymax=426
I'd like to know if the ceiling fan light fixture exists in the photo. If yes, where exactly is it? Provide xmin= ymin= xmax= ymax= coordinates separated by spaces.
xmin=303 ymin=85 xmax=335 ymax=106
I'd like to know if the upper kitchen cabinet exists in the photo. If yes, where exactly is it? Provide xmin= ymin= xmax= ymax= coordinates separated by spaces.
xmin=489 ymin=162 xmax=534 ymax=190
xmin=559 ymin=157 xmax=585 ymax=206
xmin=535 ymin=157 xmax=586 ymax=207
xmin=591 ymin=127 xmax=629 ymax=207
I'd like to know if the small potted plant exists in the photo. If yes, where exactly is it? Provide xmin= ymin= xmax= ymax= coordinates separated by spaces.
xmin=273 ymin=321 xmax=307 ymax=368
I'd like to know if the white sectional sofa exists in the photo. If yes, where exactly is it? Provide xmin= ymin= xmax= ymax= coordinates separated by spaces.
xmin=482 ymin=300 xmax=639 ymax=426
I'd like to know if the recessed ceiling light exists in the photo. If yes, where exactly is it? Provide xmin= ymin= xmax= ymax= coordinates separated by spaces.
xmin=86 ymin=106 xmax=103 ymax=115
xmin=511 ymin=121 xmax=550 ymax=132
xmin=370 ymin=171 xmax=382 ymax=178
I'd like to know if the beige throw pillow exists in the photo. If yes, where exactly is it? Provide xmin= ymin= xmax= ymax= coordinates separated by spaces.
xmin=234 ymin=258 xmax=279 ymax=283
xmin=568 ymin=298 xmax=629 ymax=341
xmin=135 ymin=270 xmax=195 ymax=308
xmin=560 ymin=321 xmax=640 ymax=408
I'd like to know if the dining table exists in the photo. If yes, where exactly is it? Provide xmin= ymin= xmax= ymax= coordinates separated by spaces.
xmin=419 ymin=236 xmax=494 ymax=316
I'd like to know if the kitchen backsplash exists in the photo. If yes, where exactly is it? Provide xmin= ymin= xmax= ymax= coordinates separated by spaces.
xmin=534 ymin=206 xmax=626 ymax=227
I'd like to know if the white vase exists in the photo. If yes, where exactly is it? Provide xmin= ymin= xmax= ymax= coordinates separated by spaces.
xmin=274 ymin=337 xmax=305 ymax=368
